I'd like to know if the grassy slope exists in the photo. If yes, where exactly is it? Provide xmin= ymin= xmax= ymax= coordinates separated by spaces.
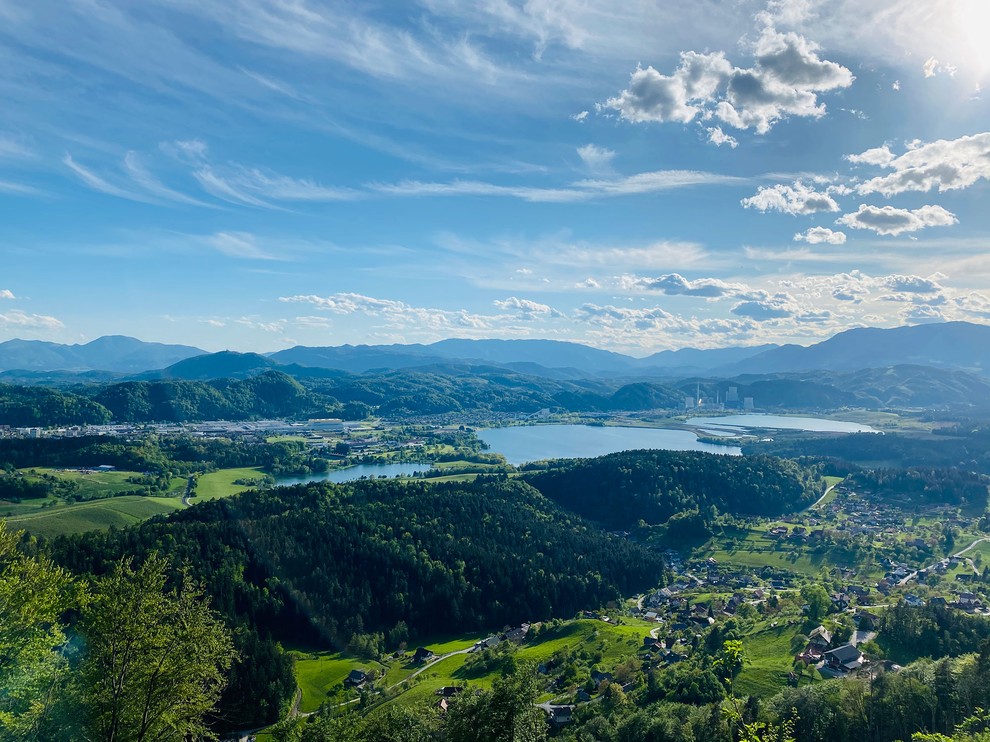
xmin=2 ymin=495 xmax=183 ymax=539
xmin=194 ymin=467 xmax=266 ymax=501
xmin=21 ymin=468 xmax=148 ymax=499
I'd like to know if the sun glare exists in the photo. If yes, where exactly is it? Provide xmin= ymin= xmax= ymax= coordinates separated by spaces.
xmin=958 ymin=0 xmax=990 ymax=74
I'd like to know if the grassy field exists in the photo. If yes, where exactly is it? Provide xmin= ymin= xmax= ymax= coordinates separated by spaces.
xmin=20 ymin=468 xmax=150 ymax=499
xmin=734 ymin=620 xmax=814 ymax=697
xmin=194 ymin=467 xmax=267 ymax=501
xmin=292 ymin=650 xmax=388 ymax=713
xmin=2 ymin=495 xmax=183 ymax=539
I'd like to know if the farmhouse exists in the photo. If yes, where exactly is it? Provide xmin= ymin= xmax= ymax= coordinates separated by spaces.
xmin=824 ymin=644 xmax=864 ymax=673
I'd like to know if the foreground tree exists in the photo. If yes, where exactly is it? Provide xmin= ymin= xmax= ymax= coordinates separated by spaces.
xmin=0 ymin=522 xmax=74 ymax=741
xmin=77 ymin=556 xmax=235 ymax=742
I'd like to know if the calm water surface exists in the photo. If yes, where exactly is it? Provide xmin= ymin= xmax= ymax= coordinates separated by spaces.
xmin=684 ymin=413 xmax=875 ymax=433
xmin=477 ymin=424 xmax=741 ymax=466
xmin=275 ymin=462 xmax=430 ymax=486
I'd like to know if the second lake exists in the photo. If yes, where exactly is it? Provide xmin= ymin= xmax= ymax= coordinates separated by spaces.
xmin=477 ymin=424 xmax=741 ymax=466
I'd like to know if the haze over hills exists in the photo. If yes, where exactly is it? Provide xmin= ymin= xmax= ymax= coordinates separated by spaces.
xmin=0 ymin=335 xmax=205 ymax=374
xmin=3 ymin=322 xmax=990 ymax=383
xmin=716 ymin=322 xmax=990 ymax=376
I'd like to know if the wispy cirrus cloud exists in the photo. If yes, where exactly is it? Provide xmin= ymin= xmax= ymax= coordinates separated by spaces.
xmin=371 ymin=169 xmax=743 ymax=203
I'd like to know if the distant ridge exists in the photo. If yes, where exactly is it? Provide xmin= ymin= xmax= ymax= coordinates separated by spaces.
xmin=717 ymin=322 xmax=990 ymax=376
xmin=0 ymin=335 xmax=205 ymax=373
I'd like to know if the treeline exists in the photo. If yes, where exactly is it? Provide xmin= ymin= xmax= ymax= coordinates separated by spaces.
xmin=49 ymin=477 xmax=665 ymax=649
xmin=745 ymin=430 xmax=990 ymax=475
xmin=523 ymin=450 xmax=822 ymax=530
xmin=847 ymin=468 xmax=990 ymax=508
xmin=881 ymin=602 xmax=990 ymax=658
xmin=0 ymin=434 xmax=331 ymax=478
xmin=0 ymin=383 xmax=112 ymax=426
xmin=0 ymin=525 xmax=256 ymax=741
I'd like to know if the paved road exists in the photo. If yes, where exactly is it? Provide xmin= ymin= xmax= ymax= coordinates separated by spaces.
xmin=808 ymin=483 xmax=837 ymax=511
xmin=896 ymin=537 xmax=988 ymax=587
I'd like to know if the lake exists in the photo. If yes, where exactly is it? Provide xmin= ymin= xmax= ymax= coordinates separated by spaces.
xmin=684 ymin=413 xmax=876 ymax=433
xmin=275 ymin=462 xmax=431 ymax=486
xmin=477 ymin=424 xmax=741 ymax=466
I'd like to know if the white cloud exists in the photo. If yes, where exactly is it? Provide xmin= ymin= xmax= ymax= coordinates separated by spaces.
xmin=853 ymin=133 xmax=990 ymax=197
xmin=845 ymin=144 xmax=896 ymax=167
xmin=0 ymin=180 xmax=42 ymax=196
xmin=576 ymin=144 xmax=616 ymax=171
xmin=576 ymin=278 xmax=600 ymax=289
xmin=122 ymin=151 xmax=212 ymax=207
xmin=954 ymin=292 xmax=990 ymax=318
xmin=571 ymin=110 xmax=589 ymax=122
xmin=279 ymin=293 xmax=504 ymax=335
xmin=607 ymin=26 xmax=853 ymax=135
xmin=794 ymin=227 xmax=846 ymax=244
xmin=0 ymin=290 xmax=14 ymax=300
xmin=730 ymin=293 xmax=798 ymax=320
xmin=0 ymin=309 xmax=63 ymax=330
xmin=371 ymin=169 xmax=741 ymax=203
xmin=837 ymin=204 xmax=958 ymax=236
xmin=493 ymin=297 xmax=564 ymax=318
xmin=63 ymin=154 xmax=155 ymax=203
xmin=203 ymin=232 xmax=278 ymax=259
xmin=0 ymin=135 xmax=31 ymax=159
xmin=706 ymin=126 xmax=738 ymax=148
xmin=923 ymin=56 xmax=939 ymax=78
xmin=619 ymin=273 xmax=755 ymax=299
xmin=742 ymin=181 xmax=840 ymax=215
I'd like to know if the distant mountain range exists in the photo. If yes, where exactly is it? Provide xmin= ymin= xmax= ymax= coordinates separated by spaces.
xmin=714 ymin=322 xmax=990 ymax=376
xmin=0 ymin=336 xmax=204 ymax=374
xmin=2 ymin=321 xmax=990 ymax=382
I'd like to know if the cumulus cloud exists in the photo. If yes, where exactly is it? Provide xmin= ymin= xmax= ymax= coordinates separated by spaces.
xmin=620 ymin=273 xmax=755 ymax=299
xmin=606 ymin=26 xmax=853 ymax=135
xmin=0 ymin=289 xmax=14 ymax=300
xmin=279 ymin=292 xmax=538 ymax=336
xmin=576 ymin=278 xmax=600 ymax=289
xmin=954 ymin=292 xmax=990 ymax=318
xmin=576 ymin=144 xmax=616 ymax=170
xmin=794 ymin=227 xmax=846 ymax=244
xmin=576 ymin=303 xmax=754 ymax=339
xmin=845 ymin=144 xmax=896 ymax=167
xmin=852 ymin=133 xmax=990 ymax=197
xmin=837 ymin=204 xmax=958 ymax=236
xmin=0 ymin=310 xmax=63 ymax=330
xmin=493 ymin=297 xmax=564 ymax=318
xmin=742 ymin=181 xmax=840 ymax=215
xmin=730 ymin=293 xmax=798 ymax=320
xmin=706 ymin=127 xmax=738 ymax=148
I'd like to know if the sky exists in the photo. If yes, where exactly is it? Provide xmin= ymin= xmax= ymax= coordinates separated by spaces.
xmin=1 ymin=0 xmax=990 ymax=355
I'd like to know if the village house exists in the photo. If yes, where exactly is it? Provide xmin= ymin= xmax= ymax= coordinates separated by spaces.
xmin=824 ymin=644 xmax=864 ymax=673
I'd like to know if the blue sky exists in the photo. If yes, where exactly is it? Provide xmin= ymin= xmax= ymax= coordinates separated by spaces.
xmin=2 ymin=0 xmax=990 ymax=354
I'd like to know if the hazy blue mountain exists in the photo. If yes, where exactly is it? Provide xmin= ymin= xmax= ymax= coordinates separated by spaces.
xmin=636 ymin=344 xmax=778 ymax=374
xmin=427 ymin=338 xmax=638 ymax=373
xmin=716 ymin=322 xmax=990 ymax=376
xmin=268 ymin=344 xmax=446 ymax=373
xmin=138 ymin=351 xmax=279 ymax=380
xmin=0 ymin=335 xmax=205 ymax=373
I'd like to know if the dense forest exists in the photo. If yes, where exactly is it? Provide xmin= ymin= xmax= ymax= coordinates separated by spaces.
xmin=0 ymin=433 xmax=333 ymax=479
xmin=523 ymin=450 xmax=822 ymax=531
xmin=744 ymin=427 xmax=990 ymax=475
xmin=847 ymin=468 xmax=990 ymax=509
xmin=51 ymin=477 xmax=666 ymax=648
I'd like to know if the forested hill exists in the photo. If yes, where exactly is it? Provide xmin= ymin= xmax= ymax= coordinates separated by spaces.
xmin=523 ymin=450 xmax=823 ymax=530
xmin=50 ymin=476 xmax=665 ymax=648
